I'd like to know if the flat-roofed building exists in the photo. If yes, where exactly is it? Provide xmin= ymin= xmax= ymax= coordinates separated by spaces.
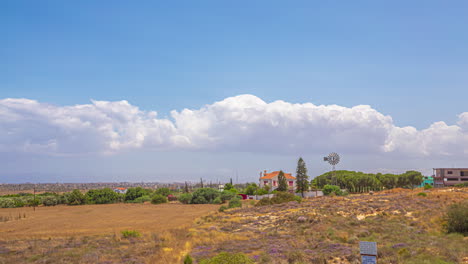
xmin=433 ymin=168 xmax=468 ymax=186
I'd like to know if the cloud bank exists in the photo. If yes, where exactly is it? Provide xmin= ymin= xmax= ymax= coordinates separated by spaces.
xmin=1 ymin=95 xmax=467 ymax=157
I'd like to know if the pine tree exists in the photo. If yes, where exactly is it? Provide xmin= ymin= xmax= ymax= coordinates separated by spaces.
xmin=200 ymin=178 xmax=204 ymax=188
xmin=184 ymin=182 xmax=189 ymax=193
xmin=296 ymin=157 xmax=309 ymax=197
xmin=277 ymin=170 xmax=288 ymax=192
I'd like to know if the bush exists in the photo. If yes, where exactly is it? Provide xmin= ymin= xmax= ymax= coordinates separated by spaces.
xmin=220 ymin=190 xmax=236 ymax=202
xmin=12 ymin=198 xmax=25 ymax=207
xmin=219 ymin=205 xmax=228 ymax=212
xmin=270 ymin=192 xmax=297 ymax=204
xmin=191 ymin=188 xmax=220 ymax=204
xmin=255 ymin=188 xmax=269 ymax=195
xmin=184 ymin=254 xmax=193 ymax=264
xmin=151 ymin=194 xmax=168 ymax=204
xmin=454 ymin=182 xmax=468 ymax=187
xmin=444 ymin=201 xmax=468 ymax=235
xmin=64 ymin=190 xmax=86 ymax=206
xmin=121 ymin=230 xmax=141 ymax=238
xmin=322 ymin=185 xmax=343 ymax=196
xmin=26 ymin=197 xmax=41 ymax=207
xmin=199 ymin=252 xmax=253 ymax=264
xmin=155 ymin=187 xmax=171 ymax=197
xmin=256 ymin=197 xmax=272 ymax=206
xmin=133 ymin=195 xmax=151 ymax=203
xmin=417 ymin=192 xmax=427 ymax=197
xmin=293 ymin=195 xmax=302 ymax=203
xmin=213 ymin=197 xmax=223 ymax=204
xmin=85 ymin=188 xmax=119 ymax=204
xmin=178 ymin=193 xmax=192 ymax=204
xmin=0 ymin=198 xmax=15 ymax=208
xmin=125 ymin=187 xmax=150 ymax=202
xmin=228 ymin=197 xmax=242 ymax=209
xmin=42 ymin=196 xmax=58 ymax=206
xmin=423 ymin=184 xmax=433 ymax=190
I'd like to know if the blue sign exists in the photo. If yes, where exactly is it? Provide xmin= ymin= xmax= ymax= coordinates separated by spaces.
xmin=361 ymin=255 xmax=377 ymax=264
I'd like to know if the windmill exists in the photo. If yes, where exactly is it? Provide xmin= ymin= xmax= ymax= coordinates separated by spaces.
xmin=324 ymin=152 xmax=341 ymax=186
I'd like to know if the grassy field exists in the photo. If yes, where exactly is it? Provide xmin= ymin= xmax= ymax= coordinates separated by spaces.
xmin=0 ymin=203 xmax=219 ymax=264
xmin=0 ymin=188 xmax=467 ymax=264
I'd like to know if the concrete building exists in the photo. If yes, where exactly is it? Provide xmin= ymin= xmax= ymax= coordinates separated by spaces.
xmin=259 ymin=170 xmax=296 ymax=191
xmin=433 ymin=168 xmax=468 ymax=187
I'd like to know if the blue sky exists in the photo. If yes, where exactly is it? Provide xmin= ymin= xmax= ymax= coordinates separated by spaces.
xmin=1 ymin=1 xmax=468 ymax=183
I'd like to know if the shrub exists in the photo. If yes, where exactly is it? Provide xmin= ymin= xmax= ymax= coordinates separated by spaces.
xmin=219 ymin=205 xmax=228 ymax=212
xmin=151 ymin=194 xmax=168 ymax=204
xmin=199 ymin=252 xmax=253 ymax=264
xmin=213 ymin=197 xmax=223 ymax=204
xmin=220 ymin=190 xmax=236 ymax=202
xmin=178 ymin=193 xmax=192 ymax=204
xmin=423 ymin=184 xmax=433 ymax=190
xmin=125 ymin=187 xmax=150 ymax=202
xmin=255 ymin=188 xmax=269 ymax=195
xmin=184 ymin=254 xmax=193 ymax=264
xmin=155 ymin=187 xmax=171 ymax=197
xmin=444 ymin=201 xmax=468 ymax=235
xmin=293 ymin=195 xmax=302 ymax=203
xmin=228 ymin=197 xmax=242 ymax=209
xmin=191 ymin=188 xmax=220 ymax=204
xmin=417 ymin=192 xmax=427 ymax=197
xmin=42 ymin=196 xmax=58 ymax=206
xmin=121 ymin=230 xmax=141 ymax=238
xmin=12 ymin=198 xmax=25 ymax=207
xmin=133 ymin=195 xmax=151 ymax=203
xmin=454 ymin=182 xmax=468 ymax=187
xmin=270 ymin=192 xmax=297 ymax=204
xmin=0 ymin=198 xmax=15 ymax=208
xmin=85 ymin=188 xmax=119 ymax=204
xmin=26 ymin=197 xmax=41 ymax=207
xmin=256 ymin=197 xmax=272 ymax=206
xmin=322 ymin=185 xmax=343 ymax=196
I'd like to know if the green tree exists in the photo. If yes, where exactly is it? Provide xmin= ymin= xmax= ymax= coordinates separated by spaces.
xmin=191 ymin=188 xmax=220 ymax=204
xmin=65 ymin=189 xmax=86 ymax=205
xmin=224 ymin=183 xmax=234 ymax=191
xmin=125 ymin=187 xmax=149 ymax=202
xmin=151 ymin=194 xmax=168 ymax=204
xmin=85 ymin=188 xmax=119 ymax=204
xmin=184 ymin=182 xmax=190 ymax=193
xmin=276 ymin=170 xmax=288 ymax=192
xmin=245 ymin=183 xmax=258 ymax=195
xmin=403 ymin=170 xmax=424 ymax=189
xmin=155 ymin=187 xmax=171 ymax=197
xmin=295 ymin=157 xmax=309 ymax=196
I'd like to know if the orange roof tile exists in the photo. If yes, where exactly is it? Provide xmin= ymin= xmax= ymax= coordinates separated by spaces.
xmin=260 ymin=171 xmax=296 ymax=180
xmin=114 ymin=187 xmax=127 ymax=190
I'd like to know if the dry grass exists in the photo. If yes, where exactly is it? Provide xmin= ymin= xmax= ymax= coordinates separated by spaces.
xmin=0 ymin=203 xmax=218 ymax=264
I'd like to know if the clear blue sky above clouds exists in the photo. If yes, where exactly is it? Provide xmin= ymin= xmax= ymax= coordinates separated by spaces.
xmin=1 ymin=1 xmax=468 ymax=183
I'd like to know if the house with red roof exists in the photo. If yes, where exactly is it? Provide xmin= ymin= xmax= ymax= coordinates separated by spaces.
xmin=259 ymin=170 xmax=296 ymax=191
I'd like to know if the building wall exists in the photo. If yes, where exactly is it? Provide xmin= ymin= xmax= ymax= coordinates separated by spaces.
xmin=259 ymin=176 xmax=296 ymax=190
xmin=434 ymin=168 xmax=468 ymax=186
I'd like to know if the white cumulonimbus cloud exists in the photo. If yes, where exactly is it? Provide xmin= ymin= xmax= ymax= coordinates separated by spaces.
xmin=1 ymin=94 xmax=467 ymax=157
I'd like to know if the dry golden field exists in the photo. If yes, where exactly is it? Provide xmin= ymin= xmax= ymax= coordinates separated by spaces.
xmin=0 ymin=189 xmax=467 ymax=264
xmin=0 ymin=203 xmax=218 ymax=239
xmin=0 ymin=203 xmax=219 ymax=264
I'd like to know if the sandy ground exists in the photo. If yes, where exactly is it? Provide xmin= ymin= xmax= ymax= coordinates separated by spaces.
xmin=0 ymin=203 xmax=219 ymax=240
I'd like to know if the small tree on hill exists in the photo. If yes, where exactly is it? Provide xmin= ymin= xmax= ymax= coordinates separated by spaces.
xmin=296 ymin=157 xmax=309 ymax=197
xmin=184 ymin=182 xmax=190 ymax=193
xmin=277 ymin=170 xmax=288 ymax=192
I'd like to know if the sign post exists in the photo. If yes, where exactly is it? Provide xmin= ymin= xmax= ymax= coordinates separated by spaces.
xmin=359 ymin=241 xmax=377 ymax=264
